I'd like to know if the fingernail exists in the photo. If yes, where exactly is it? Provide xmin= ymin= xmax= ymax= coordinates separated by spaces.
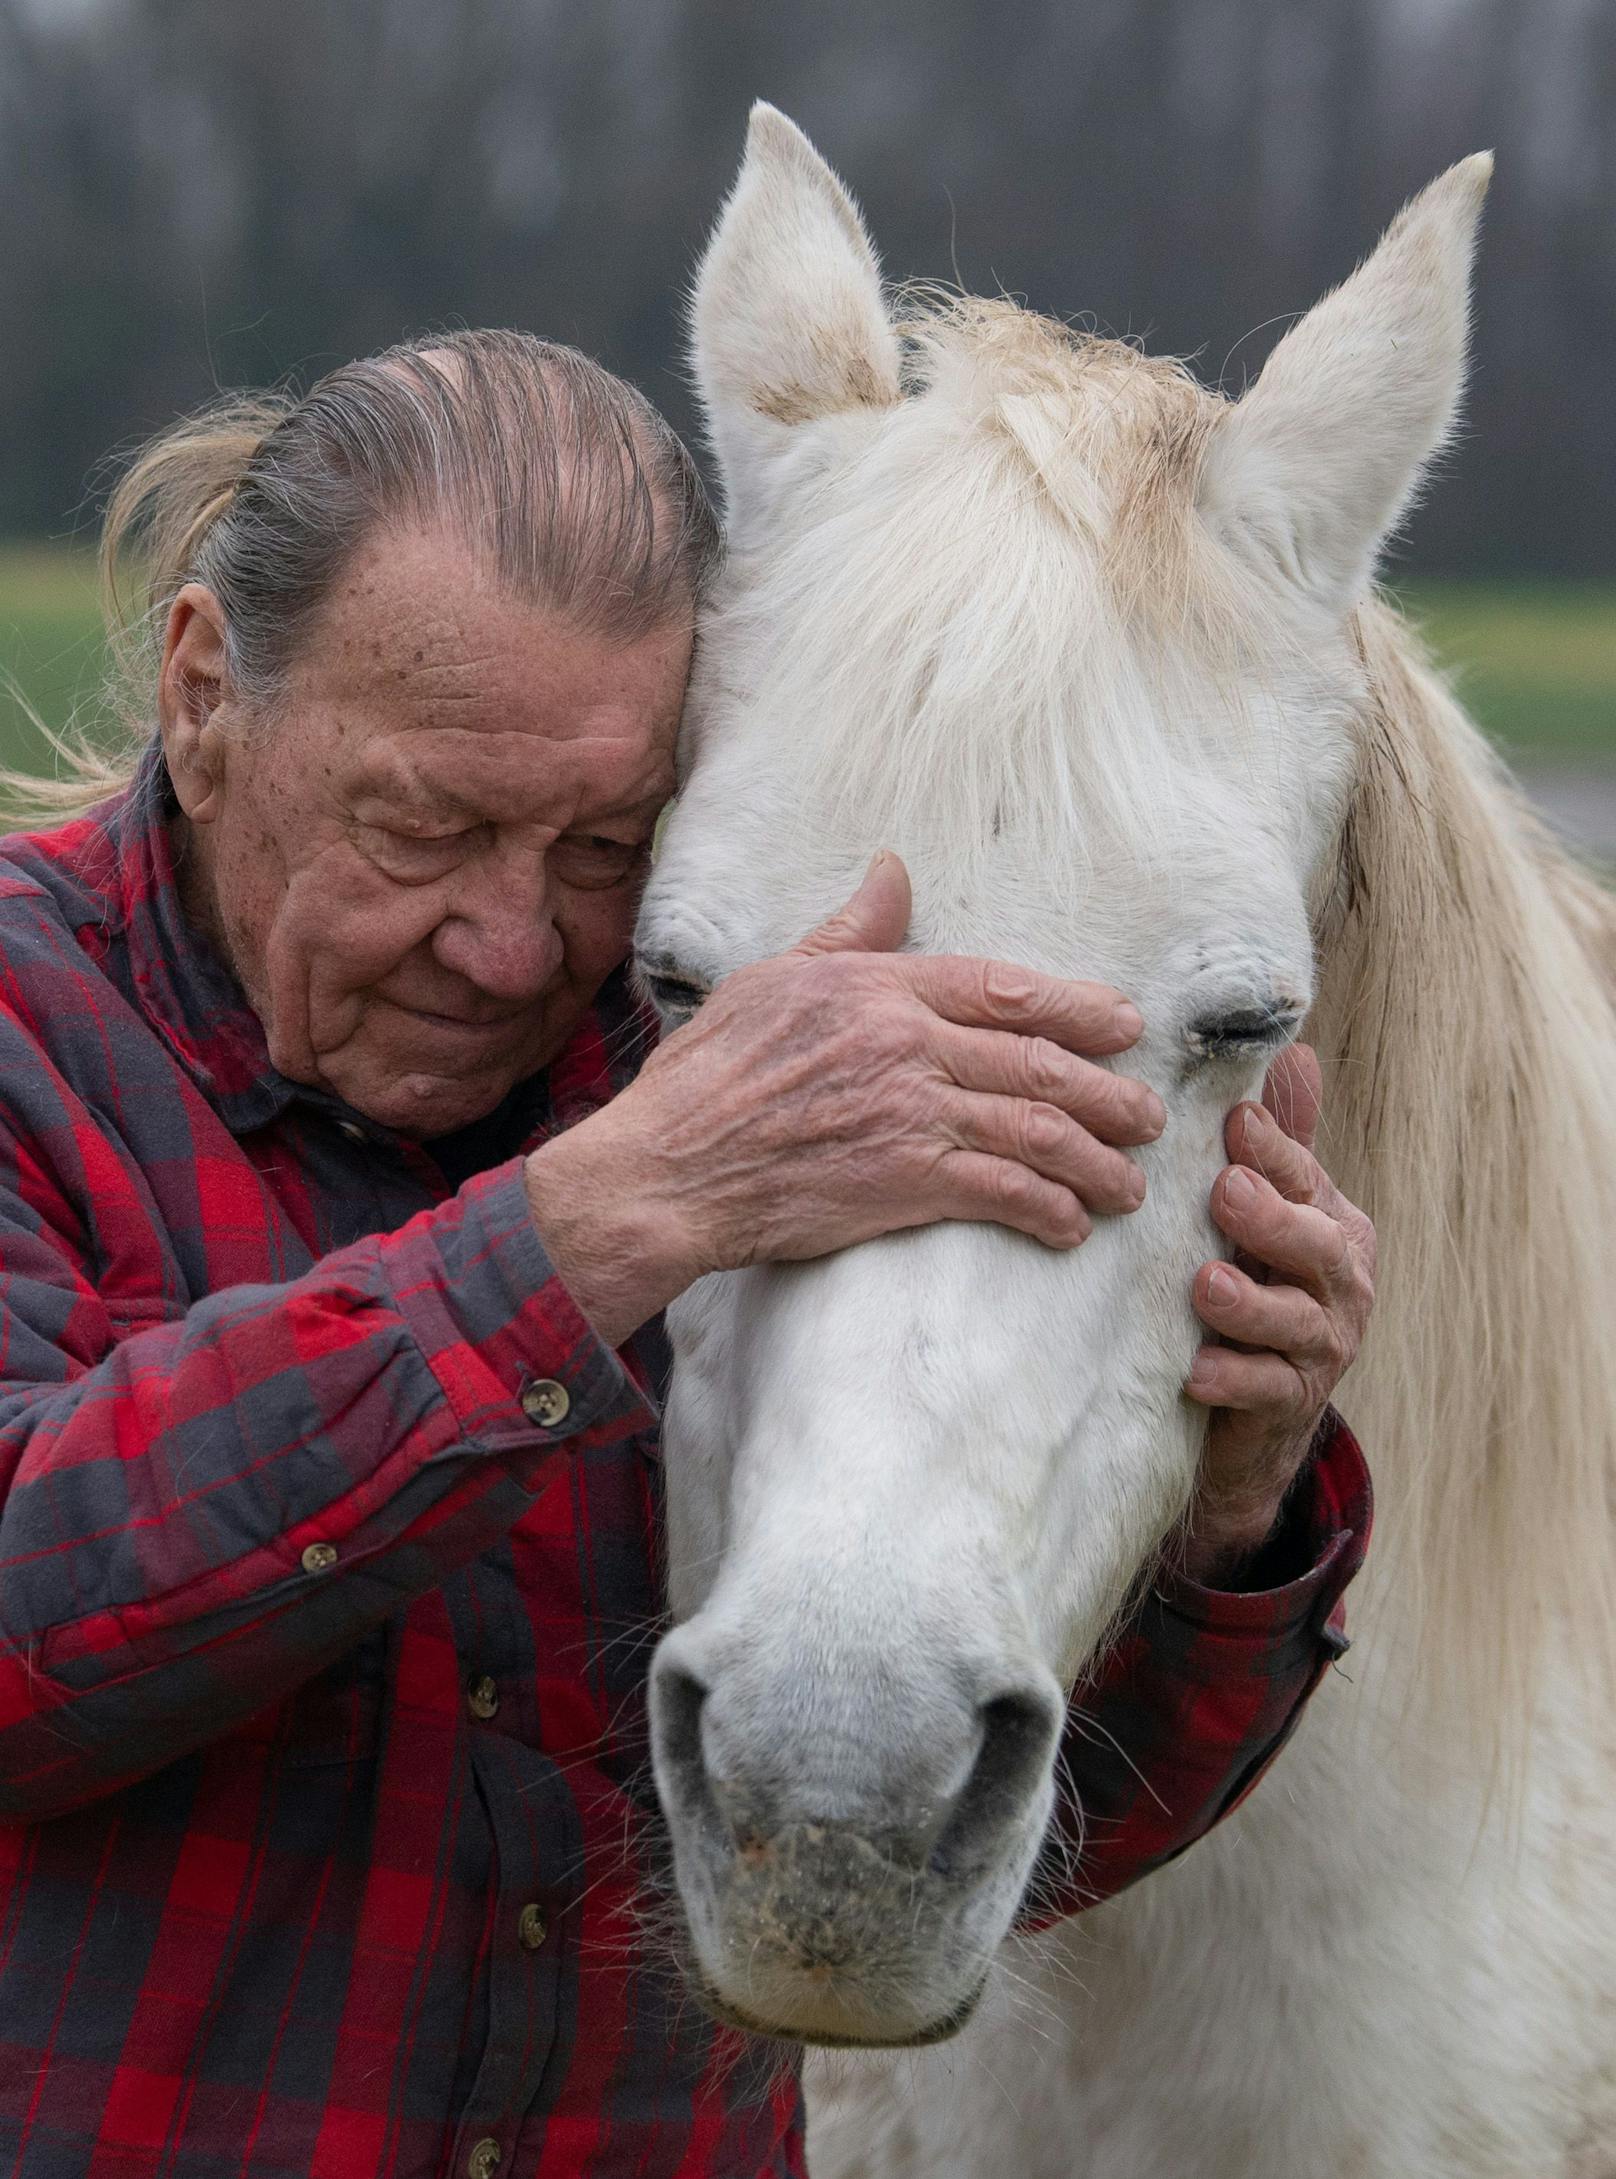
xmin=1225 ymin=1168 xmax=1258 ymax=1208
xmin=1113 ymin=1002 xmax=1144 ymax=1040
xmin=1207 ymin=1264 xmax=1236 ymax=1304
xmin=1128 ymin=1166 xmax=1148 ymax=1207
xmin=1188 ymin=1350 xmax=1216 ymax=1388
xmin=1143 ymin=1089 xmax=1167 ymax=1135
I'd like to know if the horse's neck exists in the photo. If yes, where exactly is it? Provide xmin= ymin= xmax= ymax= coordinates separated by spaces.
xmin=1308 ymin=598 xmax=1616 ymax=1746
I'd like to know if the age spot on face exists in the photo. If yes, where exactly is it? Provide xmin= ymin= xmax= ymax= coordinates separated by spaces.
xmin=179 ymin=522 xmax=691 ymax=1138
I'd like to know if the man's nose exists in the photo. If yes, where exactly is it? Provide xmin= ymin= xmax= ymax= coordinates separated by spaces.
xmin=432 ymin=867 xmax=564 ymax=1003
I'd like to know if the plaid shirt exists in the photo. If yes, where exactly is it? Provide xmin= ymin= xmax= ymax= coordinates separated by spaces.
xmin=0 ymin=749 xmax=1368 ymax=2179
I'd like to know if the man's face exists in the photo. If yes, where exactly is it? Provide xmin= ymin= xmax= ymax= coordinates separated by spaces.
xmin=169 ymin=526 xmax=689 ymax=1136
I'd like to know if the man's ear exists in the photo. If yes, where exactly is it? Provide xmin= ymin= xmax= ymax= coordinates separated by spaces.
xmin=1198 ymin=153 xmax=1492 ymax=615
xmin=690 ymin=103 xmax=901 ymax=537
xmin=158 ymin=585 xmax=231 ymax=822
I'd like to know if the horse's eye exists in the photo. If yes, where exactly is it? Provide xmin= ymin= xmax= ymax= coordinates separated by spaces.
xmin=639 ymin=965 xmax=710 ymax=1029
xmin=1184 ymin=1001 xmax=1304 ymax=1064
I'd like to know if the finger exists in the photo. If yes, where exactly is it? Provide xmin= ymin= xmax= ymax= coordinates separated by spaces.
xmin=1210 ymin=1166 xmax=1353 ymax=1296
xmin=1183 ymin=1342 xmax=1312 ymax=1419
xmin=899 ymin=953 xmax=1144 ymax=1057
xmin=1191 ymin=1259 xmax=1335 ymax=1362
xmin=933 ymin=1149 xmax=1094 ymax=1249
xmin=939 ymin=1024 xmax=1165 ymax=1145
xmin=1225 ymin=1100 xmax=1334 ymax=1209
xmin=793 ymin=850 xmax=912 ymax=957
xmin=943 ymin=1091 xmax=1147 ymax=1214
xmin=1261 ymin=1042 xmax=1323 ymax=1152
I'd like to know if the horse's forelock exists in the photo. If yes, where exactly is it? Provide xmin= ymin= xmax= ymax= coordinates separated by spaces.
xmin=725 ymin=295 xmax=1317 ymax=878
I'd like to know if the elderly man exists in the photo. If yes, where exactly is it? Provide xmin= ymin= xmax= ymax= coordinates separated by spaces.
xmin=0 ymin=331 xmax=1371 ymax=2179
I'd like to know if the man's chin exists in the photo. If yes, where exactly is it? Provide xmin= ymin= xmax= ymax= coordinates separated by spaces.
xmin=303 ymin=1003 xmax=578 ymax=1142
xmin=322 ymin=1055 xmax=530 ymax=1142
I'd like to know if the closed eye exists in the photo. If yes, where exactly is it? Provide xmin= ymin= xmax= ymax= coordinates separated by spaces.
xmin=355 ymin=821 xmax=479 ymax=883
xmin=637 ymin=963 xmax=711 ymax=1029
xmin=1184 ymin=1001 xmax=1305 ymax=1065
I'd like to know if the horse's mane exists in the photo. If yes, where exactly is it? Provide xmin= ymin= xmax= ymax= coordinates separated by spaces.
xmin=1311 ymin=597 xmax=1616 ymax=1746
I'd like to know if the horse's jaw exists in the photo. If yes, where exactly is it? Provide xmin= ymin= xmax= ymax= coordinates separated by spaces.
xmin=648 ymin=1221 xmax=1204 ymax=2046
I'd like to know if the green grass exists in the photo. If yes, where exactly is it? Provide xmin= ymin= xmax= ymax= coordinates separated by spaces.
xmin=1394 ymin=580 xmax=1616 ymax=761
xmin=0 ymin=541 xmax=1610 ymax=774
xmin=0 ymin=544 xmax=109 ymax=767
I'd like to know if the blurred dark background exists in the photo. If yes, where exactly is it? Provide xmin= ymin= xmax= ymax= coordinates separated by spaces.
xmin=2 ymin=0 xmax=1613 ymax=577
xmin=0 ymin=0 xmax=1610 ymax=851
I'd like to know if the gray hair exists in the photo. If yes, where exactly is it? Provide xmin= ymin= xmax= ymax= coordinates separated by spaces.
xmin=14 ymin=329 xmax=720 ymax=815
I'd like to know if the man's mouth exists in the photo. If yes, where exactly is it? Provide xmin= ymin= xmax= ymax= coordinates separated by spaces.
xmin=393 ymin=1000 xmax=529 ymax=1036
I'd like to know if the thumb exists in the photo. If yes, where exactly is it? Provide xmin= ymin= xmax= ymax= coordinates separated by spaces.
xmin=1262 ymin=1040 xmax=1323 ymax=1153
xmin=793 ymin=851 xmax=913 ymax=957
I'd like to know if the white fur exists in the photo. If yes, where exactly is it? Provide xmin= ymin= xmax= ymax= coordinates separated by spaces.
xmin=1200 ymin=152 xmax=1492 ymax=612
xmin=640 ymin=110 xmax=1615 ymax=2173
xmin=689 ymin=103 xmax=901 ymax=545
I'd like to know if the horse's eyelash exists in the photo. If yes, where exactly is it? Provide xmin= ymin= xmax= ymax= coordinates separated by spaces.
xmin=1183 ymin=1005 xmax=1303 ymax=1062
xmin=640 ymin=969 xmax=710 ymax=1025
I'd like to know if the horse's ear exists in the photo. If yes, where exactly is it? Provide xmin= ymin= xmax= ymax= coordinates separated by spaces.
xmin=690 ymin=103 xmax=901 ymax=532
xmin=1199 ymin=154 xmax=1492 ymax=614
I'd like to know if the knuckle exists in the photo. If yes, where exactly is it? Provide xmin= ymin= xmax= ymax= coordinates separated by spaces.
xmin=1021 ymin=1100 xmax=1069 ymax=1159
xmin=1085 ymin=1063 xmax=1129 ymax=1122
xmin=1296 ymin=1155 xmax=1330 ymax=1206
xmin=989 ymin=1159 xmax=1037 ymax=1215
xmin=982 ymin=960 xmax=1039 ymax=1016
xmin=1286 ymin=1368 xmax=1319 ymax=1422
xmin=1056 ymin=1197 xmax=1093 ymax=1245
xmin=1024 ymin=1035 xmax=1067 ymax=1100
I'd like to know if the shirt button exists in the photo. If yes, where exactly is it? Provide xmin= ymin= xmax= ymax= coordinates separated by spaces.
xmin=521 ymin=1378 xmax=571 ymax=1427
xmin=467 ymin=2141 xmax=502 ymax=2179
xmin=466 ymin=1675 xmax=500 ymax=1721
xmin=517 ymin=1902 xmax=548 ymax=1950
xmin=300 ymin=1542 xmax=339 ymax=1574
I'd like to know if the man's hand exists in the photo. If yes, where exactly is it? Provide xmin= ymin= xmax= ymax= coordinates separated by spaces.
xmin=525 ymin=853 xmax=1163 ymax=1346
xmin=1181 ymin=1044 xmax=1377 ymax=1583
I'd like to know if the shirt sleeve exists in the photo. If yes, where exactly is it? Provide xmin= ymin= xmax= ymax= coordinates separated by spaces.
xmin=1020 ymin=1413 xmax=1371 ymax=1927
xmin=0 ymin=1157 xmax=654 ymax=1821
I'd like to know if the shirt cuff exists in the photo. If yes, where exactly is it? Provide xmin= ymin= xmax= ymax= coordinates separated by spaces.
xmin=377 ymin=1158 xmax=657 ymax=1456
xmin=1152 ymin=1412 xmax=1372 ymax=1653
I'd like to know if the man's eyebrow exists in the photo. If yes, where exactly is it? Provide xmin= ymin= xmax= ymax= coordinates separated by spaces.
xmin=351 ymin=759 xmax=479 ymax=820
xmin=559 ymin=792 xmax=669 ymax=838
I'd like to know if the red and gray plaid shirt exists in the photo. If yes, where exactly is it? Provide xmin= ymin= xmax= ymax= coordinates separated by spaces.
xmin=0 ymin=748 xmax=1369 ymax=2179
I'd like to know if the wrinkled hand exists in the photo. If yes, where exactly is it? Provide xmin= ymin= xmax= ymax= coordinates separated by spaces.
xmin=526 ymin=853 xmax=1163 ymax=1345
xmin=1181 ymin=1044 xmax=1377 ymax=1582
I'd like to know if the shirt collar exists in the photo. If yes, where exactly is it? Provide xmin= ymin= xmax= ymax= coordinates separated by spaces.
xmin=94 ymin=740 xmax=305 ymax=1134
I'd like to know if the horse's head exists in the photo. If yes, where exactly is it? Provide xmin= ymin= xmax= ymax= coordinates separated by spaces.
xmin=637 ymin=106 xmax=1488 ymax=2047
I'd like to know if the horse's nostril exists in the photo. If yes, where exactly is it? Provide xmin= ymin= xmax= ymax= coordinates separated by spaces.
xmin=651 ymin=1639 xmax=1061 ymax=1888
xmin=928 ymin=1683 xmax=1062 ymax=1880
xmin=651 ymin=1654 xmax=712 ymax=1805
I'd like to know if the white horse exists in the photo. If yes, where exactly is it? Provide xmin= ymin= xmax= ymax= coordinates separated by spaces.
xmin=635 ymin=107 xmax=1616 ymax=2177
